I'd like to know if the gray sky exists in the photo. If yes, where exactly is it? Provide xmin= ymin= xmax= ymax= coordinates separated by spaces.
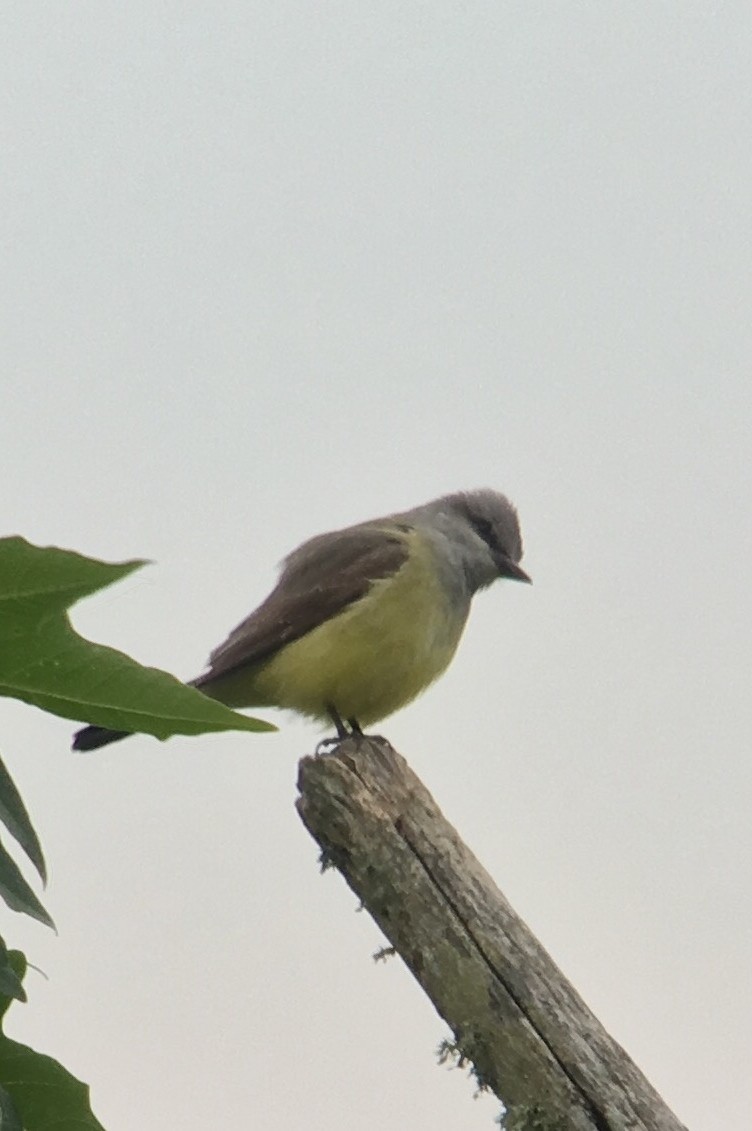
xmin=2 ymin=4 xmax=751 ymax=1129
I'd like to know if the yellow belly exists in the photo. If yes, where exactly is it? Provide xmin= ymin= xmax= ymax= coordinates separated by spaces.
xmin=221 ymin=532 xmax=470 ymax=726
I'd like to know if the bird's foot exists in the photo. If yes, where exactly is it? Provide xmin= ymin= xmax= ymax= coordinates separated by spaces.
xmin=315 ymin=708 xmax=372 ymax=755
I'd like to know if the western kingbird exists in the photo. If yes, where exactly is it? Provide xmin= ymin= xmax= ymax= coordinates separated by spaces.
xmin=72 ymin=489 xmax=530 ymax=750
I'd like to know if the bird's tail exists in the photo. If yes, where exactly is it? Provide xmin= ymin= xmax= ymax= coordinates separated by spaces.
xmin=72 ymin=725 xmax=131 ymax=752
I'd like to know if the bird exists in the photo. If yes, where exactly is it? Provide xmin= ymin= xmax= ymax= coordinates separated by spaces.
xmin=72 ymin=489 xmax=530 ymax=751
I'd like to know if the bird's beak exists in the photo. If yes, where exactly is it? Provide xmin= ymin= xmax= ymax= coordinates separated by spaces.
xmin=498 ymin=557 xmax=532 ymax=584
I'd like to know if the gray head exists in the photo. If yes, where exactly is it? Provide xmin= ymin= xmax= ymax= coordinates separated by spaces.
xmin=415 ymin=489 xmax=530 ymax=593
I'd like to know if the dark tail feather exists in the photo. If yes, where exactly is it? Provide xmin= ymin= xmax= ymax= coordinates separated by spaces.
xmin=72 ymin=725 xmax=132 ymax=752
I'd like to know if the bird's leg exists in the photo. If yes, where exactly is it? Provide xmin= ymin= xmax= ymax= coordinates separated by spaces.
xmin=328 ymin=704 xmax=349 ymax=738
xmin=314 ymin=707 xmax=376 ymax=755
xmin=315 ymin=704 xmax=350 ymax=755
xmin=314 ymin=710 xmax=383 ymax=755
xmin=350 ymin=716 xmax=387 ymax=744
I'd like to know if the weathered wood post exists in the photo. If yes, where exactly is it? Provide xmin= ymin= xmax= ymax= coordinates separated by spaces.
xmin=296 ymin=736 xmax=687 ymax=1131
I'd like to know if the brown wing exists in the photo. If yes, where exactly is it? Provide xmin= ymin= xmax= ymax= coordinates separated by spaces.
xmin=193 ymin=524 xmax=410 ymax=688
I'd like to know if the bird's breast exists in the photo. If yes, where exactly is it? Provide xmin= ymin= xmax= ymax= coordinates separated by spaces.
xmin=253 ymin=529 xmax=471 ymax=725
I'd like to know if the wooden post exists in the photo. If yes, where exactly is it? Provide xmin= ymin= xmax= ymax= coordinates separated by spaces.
xmin=296 ymin=736 xmax=687 ymax=1131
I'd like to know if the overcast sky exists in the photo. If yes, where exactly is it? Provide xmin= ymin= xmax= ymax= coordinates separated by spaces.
xmin=2 ymin=5 xmax=751 ymax=1130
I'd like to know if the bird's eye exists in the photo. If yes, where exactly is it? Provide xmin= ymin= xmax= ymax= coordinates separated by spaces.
xmin=469 ymin=516 xmax=496 ymax=550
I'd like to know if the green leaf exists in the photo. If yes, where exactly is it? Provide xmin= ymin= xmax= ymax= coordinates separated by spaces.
xmin=0 ymin=838 xmax=53 ymax=930
xmin=0 ymin=949 xmax=23 ymax=1025
xmin=0 ymin=952 xmax=106 ymax=1130
xmin=0 ymin=1084 xmax=22 ymax=1131
xmin=0 ymin=753 xmax=46 ymax=884
xmin=0 ymin=939 xmax=26 ymax=1004
xmin=0 ymin=754 xmax=51 ymax=928
xmin=0 ymin=537 xmax=276 ymax=742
